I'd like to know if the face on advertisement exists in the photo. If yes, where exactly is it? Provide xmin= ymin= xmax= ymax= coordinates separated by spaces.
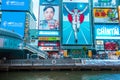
xmin=43 ymin=6 xmax=55 ymax=21
xmin=39 ymin=6 xmax=59 ymax=30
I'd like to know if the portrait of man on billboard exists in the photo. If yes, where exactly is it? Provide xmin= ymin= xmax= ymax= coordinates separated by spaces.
xmin=39 ymin=5 xmax=59 ymax=30
xmin=62 ymin=0 xmax=92 ymax=45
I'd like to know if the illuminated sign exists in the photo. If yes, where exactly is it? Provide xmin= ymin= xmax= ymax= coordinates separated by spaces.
xmin=93 ymin=0 xmax=117 ymax=8
xmin=39 ymin=46 xmax=59 ymax=51
xmin=95 ymin=24 xmax=120 ymax=39
xmin=118 ymin=6 xmax=120 ymax=24
xmin=1 ymin=0 xmax=30 ymax=11
xmin=93 ymin=8 xmax=118 ymax=23
xmin=39 ymin=31 xmax=59 ymax=36
xmin=38 ymin=37 xmax=60 ymax=41
xmin=40 ymin=0 xmax=59 ymax=5
xmin=1 ymin=12 xmax=26 ymax=37
xmin=38 ymin=42 xmax=60 ymax=46
xmin=62 ymin=0 xmax=92 ymax=45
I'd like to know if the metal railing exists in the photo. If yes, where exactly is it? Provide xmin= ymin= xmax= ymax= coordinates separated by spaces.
xmin=1 ymin=59 xmax=120 ymax=67
xmin=24 ymin=43 xmax=48 ymax=59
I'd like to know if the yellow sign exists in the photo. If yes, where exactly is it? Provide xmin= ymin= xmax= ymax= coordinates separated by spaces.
xmin=88 ymin=50 xmax=92 ymax=58
xmin=118 ymin=6 xmax=120 ymax=24
xmin=63 ymin=50 xmax=68 ymax=57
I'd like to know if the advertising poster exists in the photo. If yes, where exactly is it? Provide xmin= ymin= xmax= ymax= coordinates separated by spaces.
xmin=40 ymin=0 xmax=59 ymax=5
xmin=1 ymin=12 xmax=26 ymax=37
xmin=39 ymin=5 xmax=59 ymax=31
xmin=93 ymin=0 xmax=117 ymax=8
xmin=1 ymin=0 xmax=30 ymax=11
xmin=95 ymin=24 xmax=120 ymax=39
xmin=93 ymin=8 xmax=119 ymax=23
xmin=62 ymin=0 xmax=92 ymax=45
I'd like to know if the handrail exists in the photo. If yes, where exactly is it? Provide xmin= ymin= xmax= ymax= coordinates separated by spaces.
xmin=2 ymin=59 xmax=120 ymax=67
xmin=24 ymin=43 xmax=48 ymax=59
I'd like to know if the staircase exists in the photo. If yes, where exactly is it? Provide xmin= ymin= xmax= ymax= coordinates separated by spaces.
xmin=24 ymin=43 xmax=48 ymax=59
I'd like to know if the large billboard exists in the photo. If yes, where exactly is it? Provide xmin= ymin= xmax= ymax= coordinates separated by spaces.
xmin=39 ymin=5 xmax=59 ymax=30
xmin=93 ymin=8 xmax=119 ymax=23
xmin=1 ymin=12 xmax=26 ymax=37
xmin=62 ymin=0 xmax=92 ymax=45
xmin=93 ymin=0 xmax=117 ymax=8
xmin=1 ymin=0 xmax=30 ymax=11
xmin=95 ymin=24 xmax=120 ymax=39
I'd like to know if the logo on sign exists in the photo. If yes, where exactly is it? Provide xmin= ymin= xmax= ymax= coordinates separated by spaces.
xmin=3 ymin=21 xmax=23 ymax=27
xmin=97 ymin=27 xmax=119 ymax=36
xmin=6 ymin=0 xmax=24 ymax=6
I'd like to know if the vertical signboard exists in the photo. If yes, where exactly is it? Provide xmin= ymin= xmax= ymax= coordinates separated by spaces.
xmin=118 ymin=6 xmax=120 ymax=24
xmin=38 ymin=0 xmax=60 ymax=37
xmin=62 ymin=0 xmax=92 ymax=45
xmin=1 ymin=12 xmax=26 ymax=37
xmin=38 ymin=0 xmax=60 ymax=52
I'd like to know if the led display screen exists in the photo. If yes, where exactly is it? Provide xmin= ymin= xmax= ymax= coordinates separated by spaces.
xmin=62 ymin=0 xmax=92 ymax=45
xmin=1 ymin=12 xmax=26 ymax=37
xmin=93 ymin=8 xmax=119 ymax=23
xmin=38 ymin=31 xmax=59 ymax=36
xmin=95 ymin=24 xmax=120 ymax=39
xmin=1 ymin=0 xmax=30 ymax=11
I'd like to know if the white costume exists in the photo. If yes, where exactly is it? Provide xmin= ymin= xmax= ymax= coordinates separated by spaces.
xmin=64 ymin=4 xmax=88 ymax=43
